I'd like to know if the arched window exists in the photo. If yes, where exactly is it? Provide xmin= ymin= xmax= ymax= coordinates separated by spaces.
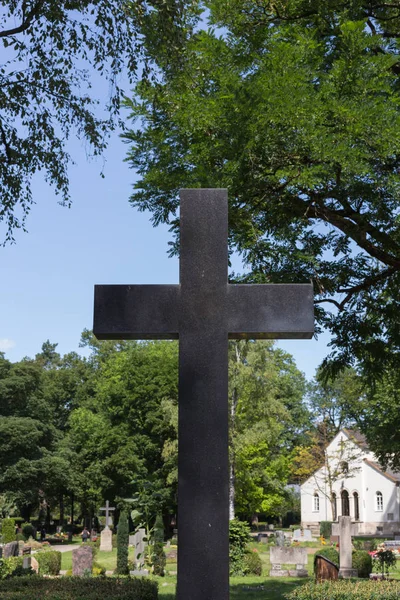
xmin=313 ymin=492 xmax=320 ymax=512
xmin=341 ymin=461 xmax=349 ymax=475
xmin=353 ymin=492 xmax=360 ymax=521
xmin=376 ymin=491 xmax=383 ymax=512
xmin=332 ymin=492 xmax=337 ymax=521
xmin=341 ymin=490 xmax=350 ymax=516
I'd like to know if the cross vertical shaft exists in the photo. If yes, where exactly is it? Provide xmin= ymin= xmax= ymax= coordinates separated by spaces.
xmin=178 ymin=190 xmax=229 ymax=599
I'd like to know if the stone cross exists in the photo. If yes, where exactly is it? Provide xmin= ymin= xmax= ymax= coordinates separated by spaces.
xmin=332 ymin=516 xmax=358 ymax=578
xmin=93 ymin=188 xmax=314 ymax=600
xmin=100 ymin=500 xmax=115 ymax=529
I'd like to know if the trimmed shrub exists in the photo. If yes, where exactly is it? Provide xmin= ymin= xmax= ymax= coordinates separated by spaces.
xmin=21 ymin=523 xmax=34 ymax=541
xmin=313 ymin=546 xmax=339 ymax=574
xmin=116 ymin=510 xmax=129 ymax=576
xmin=352 ymin=550 xmax=372 ymax=578
xmin=243 ymin=549 xmax=262 ymax=575
xmin=288 ymin=580 xmax=400 ymax=599
xmin=0 ymin=576 xmax=159 ymax=599
xmin=36 ymin=550 xmax=61 ymax=575
xmin=319 ymin=521 xmax=332 ymax=538
xmin=229 ymin=519 xmax=251 ymax=576
xmin=1 ymin=519 xmax=16 ymax=544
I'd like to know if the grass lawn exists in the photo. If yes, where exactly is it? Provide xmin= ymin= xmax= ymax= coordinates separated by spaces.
xmin=61 ymin=547 xmax=135 ymax=571
xmin=60 ymin=540 xmax=321 ymax=599
xmin=156 ymin=576 xmax=309 ymax=599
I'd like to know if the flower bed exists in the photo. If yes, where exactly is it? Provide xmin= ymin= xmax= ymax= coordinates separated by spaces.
xmin=0 ymin=576 xmax=158 ymax=600
xmin=287 ymin=580 xmax=400 ymax=599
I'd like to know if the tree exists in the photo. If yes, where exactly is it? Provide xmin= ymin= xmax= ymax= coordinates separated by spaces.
xmin=124 ymin=1 xmax=400 ymax=378
xmin=0 ymin=0 xmax=199 ymax=242
xmin=116 ymin=510 xmax=129 ymax=576
xmin=308 ymin=367 xmax=361 ymax=439
xmin=228 ymin=340 xmax=309 ymax=520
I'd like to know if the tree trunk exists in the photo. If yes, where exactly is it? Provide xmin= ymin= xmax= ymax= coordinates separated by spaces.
xmin=59 ymin=494 xmax=64 ymax=526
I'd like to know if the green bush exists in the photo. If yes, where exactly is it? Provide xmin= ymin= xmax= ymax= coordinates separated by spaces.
xmin=352 ymin=550 xmax=372 ymax=578
xmin=313 ymin=546 xmax=339 ymax=574
xmin=36 ymin=550 xmax=61 ymax=575
xmin=116 ymin=510 xmax=129 ymax=576
xmin=0 ymin=576 xmax=159 ymax=599
xmin=229 ymin=519 xmax=251 ymax=576
xmin=21 ymin=523 xmax=34 ymax=541
xmin=1 ymin=519 xmax=16 ymax=544
xmin=243 ymin=549 xmax=262 ymax=575
xmin=319 ymin=521 xmax=332 ymax=538
xmin=151 ymin=515 xmax=165 ymax=576
xmin=0 ymin=557 xmax=29 ymax=580
xmin=288 ymin=580 xmax=400 ymax=599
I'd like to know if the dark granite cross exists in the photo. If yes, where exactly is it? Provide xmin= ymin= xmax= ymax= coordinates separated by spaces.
xmin=93 ymin=188 xmax=314 ymax=600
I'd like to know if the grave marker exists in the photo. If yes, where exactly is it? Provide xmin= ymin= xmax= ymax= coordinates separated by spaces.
xmin=332 ymin=516 xmax=358 ymax=578
xmin=93 ymin=188 xmax=314 ymax=600
xmin=99 ymin=500 xmax=115 ymax=552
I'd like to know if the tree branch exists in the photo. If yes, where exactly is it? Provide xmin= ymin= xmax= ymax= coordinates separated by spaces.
xmin=0 ymin=1 xmax=45 ymax=38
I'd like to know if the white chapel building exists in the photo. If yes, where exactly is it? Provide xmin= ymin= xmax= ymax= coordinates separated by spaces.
xmin=301 ymin=428 xmax=400 ymax=535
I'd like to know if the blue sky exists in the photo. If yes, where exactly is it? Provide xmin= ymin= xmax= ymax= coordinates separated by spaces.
xmin=0 ymin=121 xmax=331 ymax=381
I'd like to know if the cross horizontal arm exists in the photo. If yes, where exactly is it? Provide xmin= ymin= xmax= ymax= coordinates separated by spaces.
xmin=227 ymin=284 xmax=314 ymax=339
xmin=93 ymin=285 xmax=180 ymax=340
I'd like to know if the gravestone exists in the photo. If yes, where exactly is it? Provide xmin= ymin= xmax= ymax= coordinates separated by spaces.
xmin=3 ymin=541 xmax=19 ymax=558
xmin=99 ymin=500 xmax=115 ymax=552
xmin=93 ymin=188 xmax=314 ymax=600
xmin=315 ymin=554 xmax=339 ymax=582
xmin=270 ymin=547 xmax=308 ymax=577
xmin=72 ymin=545 xmax=93 ymax=576
xmin=31 ymin=556 xmax=39 ymax=574
xmin=293 ymin=528 xmax=312 ymax=542
xmin=332 ymin=516 xmax=358 ymax=578
xmin=134 ymin=528 xmax=147 ymax=569
xmin=276 ymin=531 xmax=285 ymax=547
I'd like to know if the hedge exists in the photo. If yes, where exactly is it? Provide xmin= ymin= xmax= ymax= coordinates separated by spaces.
xmin=287 ymin=580 xmax=400 ymax=600
xmin=319 ymin=521 xmax=332 ymax=538
xmin=0 ymin=557 xmax=28 ymax=580
xmin=0 ymin=576 xmax=158 ymax=599
xmin=35 ymin=551 xmax=61 ymax=575
xmin=243 ymin=550 xmax=262 ymax=575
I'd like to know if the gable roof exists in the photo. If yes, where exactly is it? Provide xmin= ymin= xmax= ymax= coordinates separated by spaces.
xmin=342 ymin=428 xmax=369 ymax=450
xmin=364 ymin=459 xmax=400 ymax=483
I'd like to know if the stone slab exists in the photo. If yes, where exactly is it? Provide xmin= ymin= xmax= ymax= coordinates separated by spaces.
xmin=72 ymin=545 xmax=93 ymax=577
xmin=289 ymin=569 xmax=308 ymax=577
xmin=270 ymin=547 xmax=307 ymax=566
xmin=100 ymin=528 xmax=112 ymax=552
xmin=130 ymin=569 xmax=149 ymax=576
xmin=270 ymin=569 xmax=289 ymax=577
xmin=293 ymin=528 xmax=312 ymax=541
xmin=4 ymin=541 xmax=19 ymax=558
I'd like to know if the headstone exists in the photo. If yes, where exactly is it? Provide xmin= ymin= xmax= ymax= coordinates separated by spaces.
xmin=276 ymin=531 xmax=285 ymax=547
xmin=315 ymin=554 xmax=339 ymax=582
xmin=100 ymin=527 xmax=113 ymax=552
xmin=133 ymin=528 xmax=147 ymax=569
xmin=293 ymin=528 xmax=312 ymax=542
xmin=22 ymin=556 xmax=31 ymax=570
xmin=269 ymin=547 xmax=308 ymax=577
xmin=384 ymin=540 xmax=400 ymax=550
xmin=4 ymin=541 xmax=19 ymax=558
xmin=93 ymin=188 xmax=314 ymax=600
xmin=31 ymin=556 xmax=39 ymax=574
xmin=257 ymin=533 xmax=269 ymax=543
xmin=332 ymin=516 xmax=358 ymax=578
xmin=72 ymin=545 xmax=93 ymax=576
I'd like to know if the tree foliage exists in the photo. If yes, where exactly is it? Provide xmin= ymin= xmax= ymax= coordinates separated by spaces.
xmin=124 ymin=0 xmax=400 ymax=377
xmin=0 ymin=0 xmax=199 ymax=242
